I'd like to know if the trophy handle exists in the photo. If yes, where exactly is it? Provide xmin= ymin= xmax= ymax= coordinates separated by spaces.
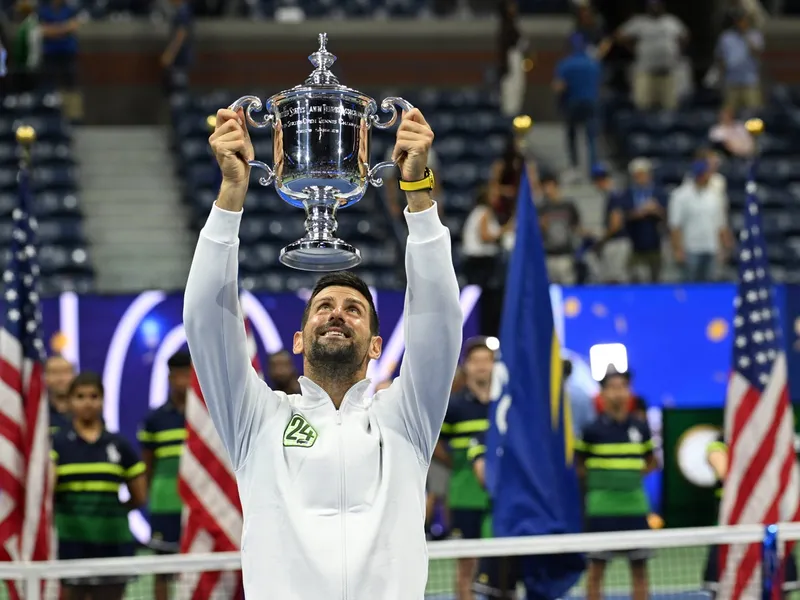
xmin=228 ymin=95 xmax=275 ymax=129
xmin=371 ymin=97 xmax=414 ymax=130
xmin=365 ymin=160 xmax=396 ymax=187
xmin=248 ymin=160 xmax=276 ymax=187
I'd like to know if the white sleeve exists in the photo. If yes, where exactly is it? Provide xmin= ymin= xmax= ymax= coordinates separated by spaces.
xmin=394 ymin=202 xmax=462 ymax=463
xmin=619 ymin=17 xmax=642 ymax=38
xmin=183 ymin=204 xmax=281 ymax=471
xmin=668 ymin=189 xmax=684 ymax=229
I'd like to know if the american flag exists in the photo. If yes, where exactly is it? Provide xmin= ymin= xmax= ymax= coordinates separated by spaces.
xmin=718 ymin=163 xmax=800 ymax=599
xmin=0 ymin=150 xmax=53 ymax=599
xmin=177 ymin=310 xmax=261 ymax=600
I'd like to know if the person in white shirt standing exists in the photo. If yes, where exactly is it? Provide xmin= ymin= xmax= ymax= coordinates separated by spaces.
xmin=668 ymin=158 xmax=732 ymax=282
xmin=616 ymin=0 xmax=688 ymax=111
xmin=183 ymin=106 xmax=462 ymax=600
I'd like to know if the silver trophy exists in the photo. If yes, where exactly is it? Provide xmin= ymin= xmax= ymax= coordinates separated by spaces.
xmin=228 ymin=33 xmax=413 ymax=272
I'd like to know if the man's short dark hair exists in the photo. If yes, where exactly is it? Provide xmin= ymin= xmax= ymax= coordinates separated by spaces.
xmin=68 ymin=371 xmax=104 ymax=397
xmin=168 ymin=350 xmax=192 ymax=370
xmin=463 ymin=337 xmax=493 ymax=361
xmin=301 ymin=272 xmax=380 ymax=335
xmin=599 ymin=367 xmax=631 ymax=388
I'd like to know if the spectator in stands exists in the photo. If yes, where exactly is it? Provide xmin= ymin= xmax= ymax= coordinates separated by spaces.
xmin=45 ymin=354 xmax=74 ymax=435
xmin=538 ymin=173 xmax=581 ymax=285
xmin=497 ymin=0 xmax=527 ymax=118
xmin=161 ymin=0 xmax=193 ymax=96
xmin=609 ymin=158 xmax=666 ymax=283
xmin=616 ymin=0 xmax=688 ymax=111
xmin=669 ymin=158 xmax=731 ymax=282
xmin=573 ymin=0 xmax=611 ymax=60
xmin=437 ymin=337 xmax=494 ymax=600
xmin=51 ymin=371 xmax=147 ymax=600
xmin=267 ymin=349 xmax=300 ymax=395
xmin=9 ymin=0 xmax=40 ymax=94
xmin=576 ymin=368 xmax=657 ymax=600
xmin=553 ymin=32 xmax=602 ymax=180
xmin=462 ymin=186 xmax=513 ymax=337
xmin=38 ymin=0 xmax=83 ymax=122
xmin=591 ymin=164 xmax=629 ymax=283
xmin=709 ymin=105 xmax=755 ymax=158
xmin=715 ymin=9 xmax=763 ymax=113
xmin=488 ymin=135 xmax=524 ymax=226
xmin=139 ymin=351 xmax=191 ymax=600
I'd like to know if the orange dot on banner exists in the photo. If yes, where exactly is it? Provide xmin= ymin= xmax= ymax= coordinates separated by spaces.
xmin=563 ymin=297 xmax=581 ymax=318
xmin=706 ymin=319 xmax=729 ymax=342
xmin=648 ymin=514 xmax=664 ymax=529
xmin=50 ymin=332 xmax=67 ymax=354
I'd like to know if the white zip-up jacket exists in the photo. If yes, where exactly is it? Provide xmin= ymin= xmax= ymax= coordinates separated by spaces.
xmin=183 ymin=202 xmax=462 ymax=600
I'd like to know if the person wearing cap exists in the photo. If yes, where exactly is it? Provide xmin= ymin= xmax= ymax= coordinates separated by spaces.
xmin=553 ymin=32 xmax=602 ymax=179
xmin=137 ymin=350 xmax=192 ymax=600
xmin=436 ymin=338 xmax=495 ymax=600
xmin=538 ymin=172 xmax=582 ymax=285
xmin=591 ymin=163 xmax=630 ymax=283
xmin=616 ymin=0 xmax=688 ymax=111
xmin=610 ymin=158 xmax=667 ymax=283
xmin=668 ymin=155 xmax=731 ymax=282
xmin=575 ymin=368 xmax=657 ymax=600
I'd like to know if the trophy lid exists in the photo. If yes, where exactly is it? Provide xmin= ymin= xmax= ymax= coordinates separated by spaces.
xmin=305 ymin=33 xmax=340 ymax=87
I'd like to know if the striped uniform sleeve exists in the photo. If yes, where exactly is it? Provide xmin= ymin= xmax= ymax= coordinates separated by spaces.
xmin=137 ymin=411 xmax=157 ymax=451
xmin=467 ymin=433 xmax=486 ymax=463
xmin=118 ymin=437 xmax=146 ymax=480
xmin=639 ymin=419 xmax=654 ymax=457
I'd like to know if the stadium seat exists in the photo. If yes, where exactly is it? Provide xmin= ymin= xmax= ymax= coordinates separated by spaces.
xmin=0 ymin=93 xmax=93 ymax=293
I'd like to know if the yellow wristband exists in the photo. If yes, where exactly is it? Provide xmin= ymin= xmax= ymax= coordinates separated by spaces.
xmin=398 ymin=168 xmax=435 ymax=192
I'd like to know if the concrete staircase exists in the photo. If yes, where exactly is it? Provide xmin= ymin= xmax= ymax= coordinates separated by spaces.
xmin=74 ymin=127 xmax=194 ymax=293
xmin=522 ymin=122 xmax=606 ymax=232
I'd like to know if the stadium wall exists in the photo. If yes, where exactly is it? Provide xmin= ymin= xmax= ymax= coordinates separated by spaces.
xmin=78 ymin=18 xmax=800 ymax=124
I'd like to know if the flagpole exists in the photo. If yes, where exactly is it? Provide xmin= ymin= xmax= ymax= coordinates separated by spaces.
xmin=16 ymin=124 xmax=36 ymax=172
xmin=743 ymin=117 xmax=779 ymax=600
xmin=13 ymin=124 xmax=46 ymax=600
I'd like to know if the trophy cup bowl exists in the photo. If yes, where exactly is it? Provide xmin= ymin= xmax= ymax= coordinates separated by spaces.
xmin=227 ymin=32 xmax=413 ymax=272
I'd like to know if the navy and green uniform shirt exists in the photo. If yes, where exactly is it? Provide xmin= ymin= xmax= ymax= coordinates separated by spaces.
xmin=466 ymin=434 xmax=493 ymax=539
xmin=575 ymin=414 xmax=653 ymax=517
xmin=51 ymin=427 xmax=145 ymax=547
xmin=138 ymin=400 xmax=186 ymax=516
xmin=441 ymin=388 xmax=490 ymax=511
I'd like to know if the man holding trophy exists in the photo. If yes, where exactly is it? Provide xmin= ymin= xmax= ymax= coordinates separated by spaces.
xmin=183 ymin=34 xmax=462 ymax=600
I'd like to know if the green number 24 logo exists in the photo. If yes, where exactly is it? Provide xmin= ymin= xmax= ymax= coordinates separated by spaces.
xmin=282 ymin=414 xmax=318 ymax=448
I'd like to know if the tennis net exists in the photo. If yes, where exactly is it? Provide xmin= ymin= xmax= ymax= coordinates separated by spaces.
xmin=2 ymin=523 xmax=798 ymax=599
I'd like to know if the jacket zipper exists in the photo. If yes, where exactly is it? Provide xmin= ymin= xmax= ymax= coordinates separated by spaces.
xmin=336 ymin=409 xmax=347 ymax=600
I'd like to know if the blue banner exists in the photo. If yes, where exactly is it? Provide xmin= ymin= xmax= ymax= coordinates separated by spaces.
xmin=486 ymin=170 xmax=584 ymax=598
xmin=29 ymin=277 xmax=800 ymax=531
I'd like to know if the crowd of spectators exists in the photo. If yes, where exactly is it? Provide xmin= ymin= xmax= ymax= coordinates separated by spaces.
xmin=457 ymin=0 xmax=771 ymax=300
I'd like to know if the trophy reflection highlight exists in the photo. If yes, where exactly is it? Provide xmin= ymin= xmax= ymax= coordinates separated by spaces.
xmin=228 ymin=33 xmax=412 ymax=272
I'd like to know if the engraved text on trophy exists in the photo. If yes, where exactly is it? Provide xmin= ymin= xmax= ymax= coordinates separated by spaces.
xmin=279 ymin=103 xmax=362 ymax=135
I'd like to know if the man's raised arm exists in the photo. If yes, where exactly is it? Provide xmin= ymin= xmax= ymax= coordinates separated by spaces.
xmin=391 ymin=109 xmax=463 ymax=462
xmin=183 ymin=108 xmax=279 ymax=471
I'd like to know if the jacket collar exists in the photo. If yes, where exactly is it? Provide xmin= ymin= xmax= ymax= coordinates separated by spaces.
xmin=297 ymin=376 xmax=373 ymax=410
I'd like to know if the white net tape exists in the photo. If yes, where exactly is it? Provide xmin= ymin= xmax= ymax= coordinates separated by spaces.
xmin=3 ymin=523 xmax=800 ymax=599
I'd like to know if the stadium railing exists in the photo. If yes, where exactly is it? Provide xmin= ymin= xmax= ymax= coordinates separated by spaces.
xmin=2 ymin=522 xmax=798 ymax=599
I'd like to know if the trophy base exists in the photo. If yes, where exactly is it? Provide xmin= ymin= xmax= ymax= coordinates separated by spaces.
xmin=279 ymin=238 xmax=362 ymax=272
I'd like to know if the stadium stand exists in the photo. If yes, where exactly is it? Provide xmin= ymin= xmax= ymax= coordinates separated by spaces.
xmin=0 ymin=0 xmax=570 ymax=19
xmin=606 ymin=86 xmax=800 ymax=284
xmin=0 ymin=92 xmax=94 ymax=295
xmin=170 ymin=87 xmax=512 ymax=291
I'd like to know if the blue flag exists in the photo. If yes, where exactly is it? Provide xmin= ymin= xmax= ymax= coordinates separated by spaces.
xmin=486 ymin=166 xmax=585 ymax=599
